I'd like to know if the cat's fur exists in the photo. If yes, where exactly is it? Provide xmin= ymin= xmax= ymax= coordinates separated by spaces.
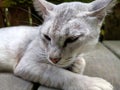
xmin=0 ymin=0 xmax=116 ymax=90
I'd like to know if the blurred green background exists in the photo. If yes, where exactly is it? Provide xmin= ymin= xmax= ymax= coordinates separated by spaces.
xmin=0 ymin=0 xmax=120 ymax=40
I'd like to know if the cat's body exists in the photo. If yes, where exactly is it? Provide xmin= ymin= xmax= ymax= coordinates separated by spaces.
xmin=0 ymin=26 xmax=39 ymax=71
xmin=0 ymin=0 xmax=116 ymax=90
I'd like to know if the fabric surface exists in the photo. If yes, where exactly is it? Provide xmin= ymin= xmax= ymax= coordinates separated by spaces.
xmin=0 ymin=73 xmax=33 ymax=90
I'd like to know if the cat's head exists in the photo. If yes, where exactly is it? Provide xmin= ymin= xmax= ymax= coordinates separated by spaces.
xmin=34 ymin=0 xmax=116 ymax=67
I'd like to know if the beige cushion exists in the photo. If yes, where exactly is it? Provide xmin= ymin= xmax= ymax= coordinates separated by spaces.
xmin=103 ymin=41 xmax=120 ymax=58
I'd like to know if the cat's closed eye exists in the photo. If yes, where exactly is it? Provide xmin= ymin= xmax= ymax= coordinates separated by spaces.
xmin=44 ymin=34 xmax=51 ymax=41
xmin=63 ymin=36 xmax=79 ymax=47
xmin=66 ymin=36 xmax=79 ymax=43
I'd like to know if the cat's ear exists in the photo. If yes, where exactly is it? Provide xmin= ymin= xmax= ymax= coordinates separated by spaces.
xmin=88 ymin=0 xmax=117 ymax=22
xmin=33 ymin=0 xmax=56 ymax=18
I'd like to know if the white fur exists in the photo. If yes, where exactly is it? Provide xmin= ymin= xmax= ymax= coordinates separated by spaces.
xmin=0 ymin=0 xmax=116 ymax=90
xmin=0 ymin=26 xmax=39 ymax=71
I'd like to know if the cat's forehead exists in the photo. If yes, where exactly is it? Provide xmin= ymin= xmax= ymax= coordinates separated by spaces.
xmin=42 ymin=3 xmax=89 ymax=37
xmin=47 ymin=19 xmax=85 ymax=38
xmin=52 ymin=9 xmax=77 ymax=32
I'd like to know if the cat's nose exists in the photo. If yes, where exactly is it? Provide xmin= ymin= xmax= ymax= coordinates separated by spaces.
xmin=49 ymin=57 xmax=61 ymax=64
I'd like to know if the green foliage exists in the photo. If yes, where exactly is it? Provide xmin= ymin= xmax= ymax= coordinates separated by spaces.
xmin=2 ymin=0 xmax=16 ymax=7
xmin=2 ymin=0 xmax=32 ymax=7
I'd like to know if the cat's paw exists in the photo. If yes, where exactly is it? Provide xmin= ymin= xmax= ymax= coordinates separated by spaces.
xmin=72 ymin=57 xmax=86 ymax=74
xmin=84 ymin=77 xmax=113 ymax=90
xmin=64 ymin=75 xmax=113 ymax=90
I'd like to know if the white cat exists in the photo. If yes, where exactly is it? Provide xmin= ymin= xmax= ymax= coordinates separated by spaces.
xmin=0 ymin=0 xmax=116 ymax=90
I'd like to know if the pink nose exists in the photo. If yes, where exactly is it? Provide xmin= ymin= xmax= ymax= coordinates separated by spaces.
xmin=49 ymin=57 xmax=61 ymax=64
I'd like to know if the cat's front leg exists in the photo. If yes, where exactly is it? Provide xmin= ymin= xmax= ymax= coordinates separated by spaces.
xmin=14 ymin=57 xmax=77 ymax=89
xmin=14 ymin=50 xmax=79 ymax=89
xmin=14 ymin=55 xmax=113 ymax=90
xmin=71 ymin=56 xmax=86 ymax=74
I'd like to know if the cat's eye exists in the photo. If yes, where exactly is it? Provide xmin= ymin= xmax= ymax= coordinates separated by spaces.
xmin=44 ymin=34 xmax=51 ymax=41
xmin=66 ymin=36 xmax=79 ymax=43
xmin=63 ymin=36 xmax=79 ymax=47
